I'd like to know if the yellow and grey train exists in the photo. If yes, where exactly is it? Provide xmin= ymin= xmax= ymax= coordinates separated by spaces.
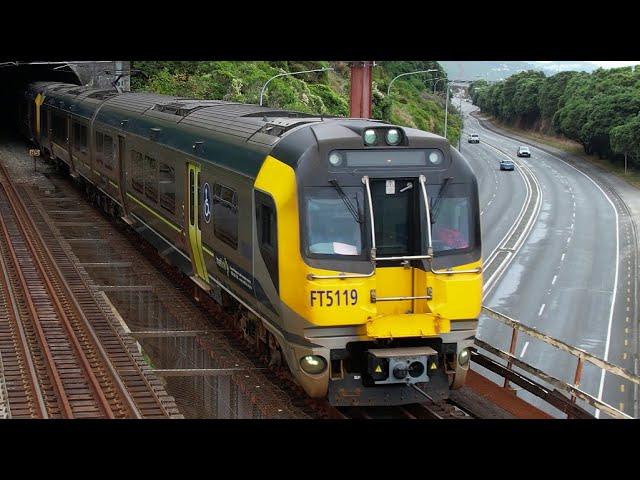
xmin=18 ymin=81 xmax=482 ymax=406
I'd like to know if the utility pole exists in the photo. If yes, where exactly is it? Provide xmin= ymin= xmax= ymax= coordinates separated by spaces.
xmin=625 ymin=152 xmax=628 ymax=175
xmin=458 ymin=92 xmax=463 ymax=150
xmin=444 ymin=82 xmax=450 ymax=139
xmin=349 ymin=61 xmax=373 ymax=118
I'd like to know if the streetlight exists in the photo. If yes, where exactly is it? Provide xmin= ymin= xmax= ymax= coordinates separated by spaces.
xmin=387 ymin=69 xmax=438 ymax=96
xmin=444 ymin=80 xmax=472 ymax=143
xmin=259 ymin=67 xmax=334 ymax=107
xmin=432 ymin=77 xmax=449 ymax=94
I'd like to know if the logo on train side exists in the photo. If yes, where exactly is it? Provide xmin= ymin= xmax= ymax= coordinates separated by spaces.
xmin=203 ymin=182 xmax=211 ymax=223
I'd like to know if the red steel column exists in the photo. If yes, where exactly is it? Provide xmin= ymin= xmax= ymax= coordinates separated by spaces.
xmin=349 ymin=61 xmax=372 ymax=118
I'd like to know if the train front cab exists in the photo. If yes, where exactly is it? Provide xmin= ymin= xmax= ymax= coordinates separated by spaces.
xmin=258 ymin=123 xmax=482 ymax=406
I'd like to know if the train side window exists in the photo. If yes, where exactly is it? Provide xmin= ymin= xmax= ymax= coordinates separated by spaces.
xmin=131 ymin=150 xmax=144 ymax=194
xmin=103 ymin=134 xmax=114 ymax=170
xmin=72 ymin=122 xmax=88 ymax=152
xmin=41 ymin=107 xmax=48 ymax=137
xmin=159 ymin=161 xmax=175 ymax=214
xmin=255 ymin=191 xmax=278 ymax=291
xmin=213 ymin=182 xmax=238 ymax=249
xmin=144 ymin=154 xmax=158 ymax=203
xmin=95 ymin=131 xmax=104 ymax=165
xmin=52 ymin=112 xmax=67 ymax=144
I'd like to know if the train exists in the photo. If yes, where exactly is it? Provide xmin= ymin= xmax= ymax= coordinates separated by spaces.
xmin=17 ymin=80 xmax=482 ymax=406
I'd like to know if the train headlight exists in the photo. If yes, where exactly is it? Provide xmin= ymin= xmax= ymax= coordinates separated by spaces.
xmin=363 ymin=129 xmax=377 ymax=146
xmin=386 ymin=128 xmax=401 ymax=145
xmin=300 ymin=355 xmax=327 ymax=375
xmin=328 ymin=151 xmax=343 ymax=167
xmin=458 ymin=348 xmax=470 ymax=367
xmin=428 ymin=151 xmax=443 ymax=165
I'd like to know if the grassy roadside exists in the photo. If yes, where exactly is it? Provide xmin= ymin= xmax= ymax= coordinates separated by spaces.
xmin=480 ymin=115 xmax=640 ymax=190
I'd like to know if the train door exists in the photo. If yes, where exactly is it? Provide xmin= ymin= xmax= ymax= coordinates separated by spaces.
xmin=117 ymin=135 xmax=130 ymax=219
xmin=186 ymin=162 xmax=209 ymax=284
xmin=66 ymin=116 xmax=76 ymax=176
xmin=370 ymin=178 xmax=419 ymax=314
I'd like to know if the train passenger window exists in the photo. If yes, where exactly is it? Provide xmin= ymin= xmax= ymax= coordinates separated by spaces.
xmin=72 ymin=122 xmax=88 ymax=152
xmin=159 ymin=161 xmax=175 ymax=214
xmin=41 ymin=108 xmax=48 ymax=137
xmin=103 ymin=135 xmax=114 ymax=170
xmin=95 ymin=131 xmax=104 ymax=165
xmin=260 ymin=204 xmax=275 ymax=248
xmin=131 ymin=150 xmax=144 ymax=194
xmin=144 ymin=155 xmax=158 ymax=203
xmin=51 ymin=112 xmax=67 ymax=144
xmin=95 ymin=131 xmax=103 ymax=152
xmin=213 ymin=183 xmax=238 ymax=249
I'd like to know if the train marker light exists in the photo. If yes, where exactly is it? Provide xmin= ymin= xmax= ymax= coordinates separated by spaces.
xmin=329 ymin=151 xmax=343 ymax=167
xmin=428 ymin=151 xmax=443 ymax=165
xmin=363 ymin=129 xmax=377 ymax=146
xmin=300 ymin=355 xmax=327 ymax=374
xmin=386 ymin=128 xmax=401 ymax=145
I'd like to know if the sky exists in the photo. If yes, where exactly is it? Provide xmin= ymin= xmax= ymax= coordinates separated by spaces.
xmin=533 ymin=61 xmax=640 ymax=68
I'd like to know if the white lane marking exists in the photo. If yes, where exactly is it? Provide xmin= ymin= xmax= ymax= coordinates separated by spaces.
xmin=552 ymin=275 xmax=557 ymax=285
xmin=561 ymin=253 xmax=565 ymax=262
xmin=520 ymin=341 xmax=529 ymax=358
xmin=529 ymin=145 xmax=622 ymax=419
xmin=475 ymin=123 xmax=622 ymax=410
xmin=567 ymin=236 xmax=571 ymax=244
xmin=538 ymin=304 xmax=546 ymax=316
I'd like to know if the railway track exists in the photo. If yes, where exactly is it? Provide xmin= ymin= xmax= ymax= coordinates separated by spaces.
xmin=0 ymin=161 xmax=181 ymax=418
xmin=29 ymin=169 xmax=311 ymax=419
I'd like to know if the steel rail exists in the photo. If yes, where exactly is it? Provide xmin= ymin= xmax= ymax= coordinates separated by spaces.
xmin=0 ymin=247 xmax=48 ymax=418
xmin=26 ymin=187 xmax=152 ymax=419
xmin=0 ymin=189 xmax=74 ymax=417
xmin=0 ymin=166 xmax=116 ymax=418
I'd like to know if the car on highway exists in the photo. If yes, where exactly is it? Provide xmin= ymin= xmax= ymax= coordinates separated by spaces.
xmin=468 ymin=134 xmax=480 ymax=144
xmin=517 ymin=146 xmax=531 ymax=157
xmin=500 ymin=159 xmax=515 ymax=171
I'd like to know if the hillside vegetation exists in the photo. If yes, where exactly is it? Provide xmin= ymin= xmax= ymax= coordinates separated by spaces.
xmin=470 ymin=67 xmax=640 ymax=168
xmin=130 ymin=61 xmax=461 ymax=146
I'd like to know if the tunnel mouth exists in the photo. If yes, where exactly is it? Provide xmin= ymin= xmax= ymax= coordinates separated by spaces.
xmin=0 ymin=63 xmax=81 ymax=134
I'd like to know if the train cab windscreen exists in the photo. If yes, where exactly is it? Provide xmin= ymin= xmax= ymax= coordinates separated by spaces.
xmin=304 ymin=186 xmax=365 ymax=257
xmin=428 ymin=182 xmax=474 ymax=254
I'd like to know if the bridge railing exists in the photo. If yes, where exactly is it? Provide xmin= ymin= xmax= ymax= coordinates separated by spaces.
xmin=473 ymin=306 xmax=638 ymax=419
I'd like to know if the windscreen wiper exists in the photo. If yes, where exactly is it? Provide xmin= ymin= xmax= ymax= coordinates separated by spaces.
xmin=329 ymin=179 xmax=363 ymax=224
xmin=431 ymin=176 xmax=453 ymax=223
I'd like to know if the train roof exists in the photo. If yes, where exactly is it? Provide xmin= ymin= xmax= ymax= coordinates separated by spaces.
xmin=27 ymin=81 xmax=448 ymax=178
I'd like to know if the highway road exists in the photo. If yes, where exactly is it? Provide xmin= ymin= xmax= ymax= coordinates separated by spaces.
xmin=458 ymin=100 xmax=638 ymax=418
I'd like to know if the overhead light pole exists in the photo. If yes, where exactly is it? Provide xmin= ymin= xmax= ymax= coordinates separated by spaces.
xmin=432 ymin=77 xmax=449 ymax=94
xmin=259 ymin=67 xmax=334 ymax=107
xmin=387 ymin=69 xmax=438 ymax=96
xmin=444 ymin=80 xmax=452 ymax=139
